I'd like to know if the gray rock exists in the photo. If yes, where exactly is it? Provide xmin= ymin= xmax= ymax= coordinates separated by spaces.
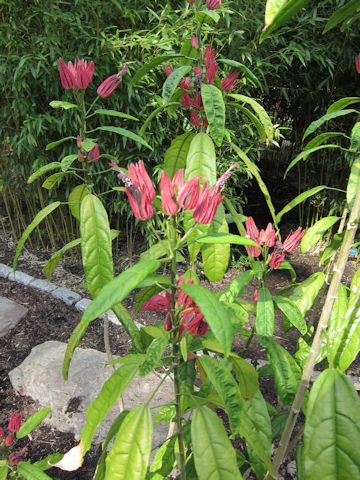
xmin=0 ymin=297 xmax=28 ymax=337
xmin=286 ymin=460 xmax=297 ymax=479
xmin=8 ymin=271 xmax=34 ymax=286
xmin=30 ymin=278 xmax=57 ymax=293
xmin=9 ymin=341 xmax=174 ymax=447
xmin=74 ymin=298 xmax=92 ymax=313
xmin=52 ymin=288 xmax=81 ymax=306
xmin=0 ymin=263 xmax=13 ymax=278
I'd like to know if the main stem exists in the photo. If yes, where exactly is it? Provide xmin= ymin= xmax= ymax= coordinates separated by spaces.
xmin=266 ymin=175 xmax=360 ymax=478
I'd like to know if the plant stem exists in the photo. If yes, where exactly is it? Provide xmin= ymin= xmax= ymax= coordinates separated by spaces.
xmin=266 ymin=171 xmax=360 ymax=478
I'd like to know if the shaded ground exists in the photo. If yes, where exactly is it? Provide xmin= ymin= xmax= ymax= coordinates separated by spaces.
xmin=0 ymin=230 xmax=359 ymax=479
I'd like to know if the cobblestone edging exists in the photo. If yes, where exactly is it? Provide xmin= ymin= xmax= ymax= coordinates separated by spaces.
xmin=1 ymin=262 xmax=359 ymax=388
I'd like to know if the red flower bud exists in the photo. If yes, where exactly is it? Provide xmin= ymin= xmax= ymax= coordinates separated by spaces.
xmin=97 ymin=64 xmax=127 ymax=98
xmin=8 ymin=413 xmax=23 ymax=433
xmin=5 ymin=433 xmax=13 ymax=447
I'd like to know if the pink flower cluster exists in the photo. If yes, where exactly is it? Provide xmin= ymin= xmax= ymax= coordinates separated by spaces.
xmin=58 ymin=58 xmax=127 ymax=98
xmin=110 ymin=160 xmax=237 ymax=224
xmin=163 ymin=44 xmax=238 ymax=127
xmin=0 ymin=413 xmax=28 ymax=466
xmin=245 ymin=217 xmax=305 ymax=269
xmin=141 ymin=276 xmax=208 ymax=337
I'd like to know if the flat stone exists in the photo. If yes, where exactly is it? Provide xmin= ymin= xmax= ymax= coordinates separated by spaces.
xmin=0 ymin=297 xmax=28 ymax=337
xmin=74 ymin=298 xmax=92 ymax=313
xmin=8 ymin=271 xmax=34 ymax=286
xmin=29 ymin=278 xmax=57 ymax=293
xmin=9 ymin=341 xmax=173 ymax=447
xmin=51 ymin=288 xmax=81 ymax=306
xmin=0 ymin=263 xmax=13 ymax=278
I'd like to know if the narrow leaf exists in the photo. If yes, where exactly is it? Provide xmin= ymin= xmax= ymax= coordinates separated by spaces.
xmin=46 ymin=136 xmax=74 ymax=150
xmin=94 ymin=109 xmax=138 ymax=121
xmin=197 ymin=233 xmax=259 ymax=247
xmin=17 ymin=408 xmax=51 ymax=439
xmin=162 ymin=65 xmax=192 ymax=104
xmin=323 ymin=0 xmax=360 ymax=33
xmin=201 ymin=84 xmax=225 ymax=147
xmin=256 ymin=287 xmax=274 ymax=346
xmin=327 ymin=97 xmax=360 ymax=114
xmin=96 ymin=126 xmax=152 ymax=150
xmin=228 ymin=94 xmax=273 ymax=141
xmin=219 ymin=59 xmax=262 ymax=89
xmin=139 ymin=103 xmax=181 ymax=136
xmin=49 ymin=100 xmax=77 ymax=110
xmin=275 ymin=186 xmax=326 ymax=223
xmin=274 ymin=296 xmax=307 ymax=334
xmin=301 ymin=216 xmax=340 ymax=253
xmin=347 ymin=155 xmax=360 ymax=210
xmin=28 ymin=162 xmax=61 ymax=184
xmin=303 ymin=109 xmax=358 ymax=140
xmin=285 ymin=145 xmax=342 ymax=177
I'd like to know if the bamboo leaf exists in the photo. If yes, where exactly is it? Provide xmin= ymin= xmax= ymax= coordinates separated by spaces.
xmin=275 ymin=186 xmax=326 ymax=223
xmin=301 ymin=216 xmax=340 ymax=253
xmin=17 ymin=408 xmax=51 ymax=439
xmin=219 ymin=59 xmax=262 ymax=89
xmin=139 ymin=103 xmax=181 ymax=136
xmin=164 ymin=133 xmax=194 ymax=178
xmin=303 ymin=109 xmax=358 ymax=140
xmin=201 ymin=84 xmax=225 ymax=147
xmin=162 ymin=65 xmax=192 ymax=104
xmin=305 ymin=132 xmax=347 ymax=149
xmin=256 ymin=287 xmax=274 ymax=346
xmin=28 ymin=162 xmax=61 ymax=184
xmin=228 ymin=94 xmax=273 ymax=141
xmin=96 ymin=126 xmax=152 ymax=150
xmin=304 ymin=369 xmax=360 ymax=479
xmin=14 ymin=202 xmax=61 ymax=270
xmin=192 ymin=407 xmax=243 ymax=480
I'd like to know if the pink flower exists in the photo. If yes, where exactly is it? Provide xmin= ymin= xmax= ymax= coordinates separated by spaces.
xmin=76 ymin=136 xmax=82 ymax=148
xmin=191 ymin=35 xmax=198 ymax=48
xmin=206 ymin=0 xmax=220 ymax=9
xmin=179 ymin=76 xmax=193 ymax=90
xmin=206 ymin=62 xmax=218 ymax=84
xmin=78 ymin=150 xmax=85 ymax=163
xmin=193 ymin=92 xmax=203 ymax=109
xmin=8 ymin=445 xmax=28 ymax=466
xmin=163 ymin=65 xmax=174 ymax=76
xmin=8 ymin=413 xmax=23 ymax=433
xmin=193 ymin=67 xmax=202 ymax=75
xmin=5 ymin=433 xmax=13 ymax=447
xmin=111 ymin=160 xmax=155 ymax=221
xmin=203 ymin=46 xmax=215 ymax=67
xmin=283 ymin=227 xmax=305 ymax=252
xmin=356 ymin=54 xmax=360 ymax=74
xmin=269 ymin=251 xmax=285 ymax=269
xmin=220 ymin=71 xmax=239 ymax=92
xmin=259 ymin=223 xmax=276 ymax=247
xmin=245 ymin=217 xmax=261 ymax=257
xmin=88 ymin=143 xmax=99 ymax=162
xmin=181 ymin=93 xmax=193 ymax=108
xmin=141 ymin=293 xmax=171 ymax=311
xmin=177 ymin=176 xmax=201 ymax=210
xmin=160 ymin=171 xmax=180 ymax=215
xmin=0 ymin=427 xmax=4 ymax=440
xmin=97 ymin=64 xmax=127 ymax=98
xmin=58 ymin=58 xmax=94 ymax=90
xmin=190 ymin=110 xmax=200 ymax=127
xmin=253 ymin=289 xmax=258 ymax=303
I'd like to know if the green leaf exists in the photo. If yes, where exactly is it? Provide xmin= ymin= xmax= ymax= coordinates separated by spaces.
xmin=271 ymin=411 xmax=289 ymax=441
xmin=81 ymin=364 xmax=138 ymax=458
xmin=256 ymin=287 xmax=274 ymax=346
xmin=219 ymin=59 xmax=262 ymax=89
xmin=195 ymin=9 xmax=220 ymax=23
xmin=228 ymin=94 xmax=273 ymax=141
xmin=13 ymin=202 xmax=60 ymax=270
xmin=17 ymin=463 xmax=53 ymax=480
xmin=304 ymin=369 xmax=360 ymax=479
xmin=42 ymin=172 xmax=67 ymax=189
xmin=219 ymin=270 xmax=254 ymax=303
xmin=350 ymin=122 xmax=360 ymax=152
xmin=199 ymin=356 xmax=244 ymax=432
xmin=63 ymin=260 xmax=160 ymax=379
xmin=230 ymin=354 xmax=259 ymax=399
xmin=230 ymin=104 xmax=266 ymax=142
xmin=155 ymin=404 xmax=176 ymax=423
xmin=149 ymin=436 xmax=177 ymax=477
xmin=197 ymin=233 xmax=260 ymax=247
xmin=185 ymin=133 xmax=216 ymax=183
xmin=305 ymin=132 xmax=347 ymax=149
xmin=266 ymin=339 xmax=301 ymax=406
xmin=277 ymin=260 xmax=296 ymax=282
xmin=275 ymin=186 xmax=326 ymax=223
xmin=296 ymin=445 xmax=305 ymax=480
xmin=140 ymin=335 xmax=169 ymax=377
xmin=61 ymin=154 xmax=78 ymax=172
xmin=96 ymin=126 xmax=152 ymax=150
xmin=68 ymin=184 xmax=89 ymax=221
xmin=80 ymin=139 xmax=96 ymax=152
xmin=105 ymin=405 xmax=153 ymax=480
xmin=260 ymin=0 xmax=312 ymax=42
xmin=301 ymin=216 xmax=340 ymax=253
xmin=201 ymin=84 xmax=225 ymax=147
xmin=129 ymin=54 xmax=183 ymax=87
xmin=49 ymin=100 xmax=77 ymax=110
xmin=323 ymin=0 xmax=360 ymax=33
xmin=244 ymin=390 xmax=272 ymax=480
xmin=139 ymin=240 xmax=169 ymax=261
xmin=325 ymin=283 xmax=348 ymax=366
xmin=80 ymin=194 xmax=114 ymax=299
xmin=162 ymin=65 xmax=192 ymax=104
xmin=274 ymin=296 xmax=307 ymax=334
xmin=164 ymin=133 xmax=194 ymax=178
xmin=231 ymin=142 xmax=276 ymax=225
xmin=326 ymin=97 xmax=360 ymax=114
xmin=334 ymin=296 xmax=360 ymax=371
xmin=180 ymin=39 xmax=197 ymax=65
xmin=192 ymin=406 xmax=243 ymax=480
xmin=17 ymin=407 xmax=51 ymax=439
xmin=139 ymin=102 xmax=181 ymax=136
xmin=347 ymin=155 xmax=360 ymax=210
xmin=94 ymin=109 xmax=138 ymax=121
xmin=113 ymin=303 xmax=144 ymax=353
xmin=180 ymin=284 xmax=233 ymax=356
xmin=0 ymin=466 xmax=8 ymax=480
xmin=202 ymin=204 xmax=230 ymax=282
xmin=288 ymin=272 xmax=325 ymax=316
xmin=28 ymin=162 xmax=61 ymax=184
xmin=284 ymin=145 xmax=342 ymax=177
xmin=303 ymin=109 xmax=359 ymax=140
xmin=134 ymin=285 xmax=162 ymax=313
xmin=319 ymin=232 xmax=344 ymax=266
xmin=46 ymin=136 xmax=74 ymax=151
xmin=42 ymin=237 xmax=80 ymax=279
xmin=32 ymin=453 xmax=64 ymax=471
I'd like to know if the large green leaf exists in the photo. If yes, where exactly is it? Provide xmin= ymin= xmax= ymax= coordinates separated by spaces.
xmin=326 ymin=97 xmax=360 ymax=114
xmin=274 ymin=296 xmax=307 ymax=334
xmin=95 ymin=126 xmax=152 ymax=150
xmin=17 ymin=408 xmax=51 ymax=439
xmin=266 ymin=339 xmax=301 ymax=406
xmin=192 ymin=406 xmax=243 ymax=480
xmin=201 ymin=84 xmax=225 ymax=147
xmin=28 ymin=162 xmax=61 ymax=184
xmin=80 ymin=195 xmax=113 ymax=299
xmin=256 ymin=287 xmax=274 ymax=346
xmin=68 ymin=184 xmax=89 ymax=221
xmin=180 ymin=284 xmax=233 ymax=356
xmin=105 ymin=405 xmax=153 ymax=480
xmin=287 ymin=272 xmax=325 ymax=317
xmin=162 ymin=65 xmax=192 ymax=104
xmin=81 ymin=364 xmax=138 ymax=458
xmin=17 ymin=463 xmax=53 ymax=479
xmin=244 ymin=390 xmax=272 ymax=480
xmin=304 ymin=369 xmax=360 ymax=480
xmin=275 ymin=186 xmax=326 ymax=223
xmin=219 ymin=270 xmax=254 ymax=303
xmin=0 ymin=466 xmax=8 ymax=480
xmin=347 ymin=155 xmax=360 ymax=210
xmin=323 ymin=0 xmax=360 ymax=33
xmin=303 ymin=109 xmax=359 ymax=140
xmin=62 ymin=260 xmax=161 ymax=379
xmin=199 ymin=356 xmax=244 ymax=432
xmin=129 ymin=54 xmax=183 ymax=87
xmin=202 ymin=204 xmax=230 ymax=282
xmin=228 ymin=94 xmax=273 ymax=141
xmin=230 ymin=354 xmax=259 ymax=399
xmin=164 ymin=133 xmax=194 ymax=178
xmin=13 ymin=202 xmax=61 ymax=270
xmin=195 ymin=9 xmax=220 ymax=23
xmin=185 ymin=133 xmax=216 ymax=183
xmin=301 ymin=216 xmax=340 ymax=253
xmin=284 ymin=145 xmax=342 ymax=177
